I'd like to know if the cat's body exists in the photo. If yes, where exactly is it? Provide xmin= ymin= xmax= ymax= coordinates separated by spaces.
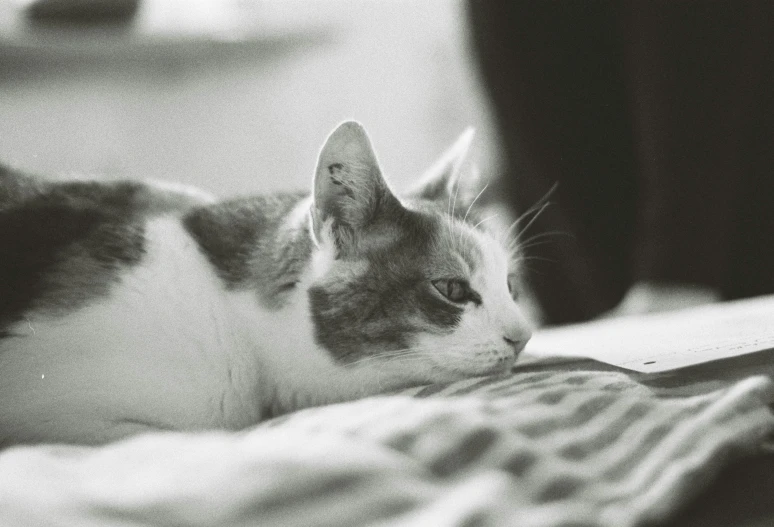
xmin=0 ymin=123 xmax=532 ymax=446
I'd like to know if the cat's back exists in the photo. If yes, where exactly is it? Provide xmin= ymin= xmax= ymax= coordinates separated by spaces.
xmin=0 ymin=165 xmax=213 ymax=333
xmin=0 ymin=167 xmax=261 ymax=445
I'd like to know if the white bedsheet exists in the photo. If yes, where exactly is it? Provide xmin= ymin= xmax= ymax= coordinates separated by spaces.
xmin=2 ymin=357 xmax=773 ymax=527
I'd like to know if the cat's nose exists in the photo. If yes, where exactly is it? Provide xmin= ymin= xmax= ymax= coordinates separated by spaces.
xmin=503 ymin=330 xmax=531 ymax=353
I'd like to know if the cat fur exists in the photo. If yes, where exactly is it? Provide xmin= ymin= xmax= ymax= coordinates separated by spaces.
xmin=0 ymin=122 xmax=531 ymax=446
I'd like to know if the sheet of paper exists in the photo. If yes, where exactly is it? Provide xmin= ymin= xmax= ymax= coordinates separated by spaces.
xmin=527 ymin=295 xmax=774 ymax=373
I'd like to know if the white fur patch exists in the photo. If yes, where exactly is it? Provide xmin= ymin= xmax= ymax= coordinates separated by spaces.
xmin=282 ymin=196 xmax=313 ymax=236
xmin=0 ymin=218 xmax=258 ymax=444
xmin=309 ymin=221 xmax=338 ymax=281
xmin=0 ymin=216 xmax=412 ymax=445
xmin=413 ymin=225 xmax=532 ymax=380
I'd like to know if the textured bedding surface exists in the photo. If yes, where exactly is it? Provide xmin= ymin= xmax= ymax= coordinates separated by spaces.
xmin=2 ymin=355 xmax=773 ymax=527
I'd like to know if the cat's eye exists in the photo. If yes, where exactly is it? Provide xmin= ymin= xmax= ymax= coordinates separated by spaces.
xmin=279 ymin=281 xmax=298 ymax=293
xmin=432 ymin=279 xmax=481 ymax=305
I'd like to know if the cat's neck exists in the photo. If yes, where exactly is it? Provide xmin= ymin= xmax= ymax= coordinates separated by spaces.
xmin=257 ymin=363 xmax=404 ymax=418
xmin=229 ymin=280 xmax=415 ymax=420
xmin=183 ymin=191 xmax=314 ymax=306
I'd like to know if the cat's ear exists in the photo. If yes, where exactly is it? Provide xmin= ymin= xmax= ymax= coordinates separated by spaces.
xmin=408 ymin=127 xmax=476 ymax=202
xmin=311 ymin=121 xmax=400 ymax=255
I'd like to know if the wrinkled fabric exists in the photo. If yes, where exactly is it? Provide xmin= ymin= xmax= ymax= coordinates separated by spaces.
xmin=1 ymin=360 xmax=772 ymax=527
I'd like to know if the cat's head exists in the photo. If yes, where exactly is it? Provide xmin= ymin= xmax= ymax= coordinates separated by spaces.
xmin=306 ymin=122 xmax=531 ymax=384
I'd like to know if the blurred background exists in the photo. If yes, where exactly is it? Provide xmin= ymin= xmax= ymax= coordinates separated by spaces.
xmin=0 ymin=0 xmax=498 ymax=197
xmin=3 ymin=0 xmax=773 ymax=327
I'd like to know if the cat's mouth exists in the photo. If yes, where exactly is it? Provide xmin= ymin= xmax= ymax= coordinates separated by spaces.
xmin=479 ymin=356 xmax=517 ymax=375
xmin=441 ymin=352 xmax=517 ymax=379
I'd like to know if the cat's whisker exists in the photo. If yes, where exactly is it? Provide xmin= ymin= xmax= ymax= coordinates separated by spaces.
xmin=376 ymin=343 xmax=461 ymax=355
xmin=508 ymin=230 xmax=572 ymax=263
xmin=500 ymin=182 xmax=558 ymax=245
xmin=501 ymin=183 xmax=556 ymax=233
xmin=472 ymin=213 xmax=500 ymax=231
xmin=511 ymin=239 xmax=556 ymax=253
xmin=518 ymin=228 xmax=570 ymax=242
xmin=346 ymin=352 xmax=416 ymax=366
xmin=516 ymin=230 xmax=574 ymax=248
xmin=500 ymin=216 xmax=524 ymax=247
xmin=458 ymin=182 xmax=490 ymax=247
xmin=435 ymin=349 xmax=498 ymax=362
xmin=512 ymin=201 xmax=551 ymax=244
xmin=520 ymin=262 xmax=548 ymax=276
xmin=514 ymin=255 xmax=558 ymax=264
xmin=461 ymin=182 xmax=489 ymax=227
xmin=500 ymin=202 xmax=549 ymax=250
xmin=346 ymin=347 xmax=443 ymax=368
xmin=368 ymin=341 xmax=492 ymax=363
xmin=450 ymin=174 xmax=462 ymax=220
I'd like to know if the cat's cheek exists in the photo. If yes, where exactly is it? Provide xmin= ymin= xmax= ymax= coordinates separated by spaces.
xmin=443 ymin=309 xmax=526 ymax=374
xmin=408 ymin=329 xmax=496 ymax=381
xmin=397 ymin=332 xmax=459 ymax=382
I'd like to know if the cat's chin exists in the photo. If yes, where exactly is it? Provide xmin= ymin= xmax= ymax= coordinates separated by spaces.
xmin=429 ymin=359 xmax=516 ymax=383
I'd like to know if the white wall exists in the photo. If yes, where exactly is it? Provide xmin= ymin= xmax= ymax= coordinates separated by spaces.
xmin=0 ymin=0 xmax=500 ymax=198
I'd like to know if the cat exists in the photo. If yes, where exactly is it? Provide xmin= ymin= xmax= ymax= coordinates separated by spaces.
xmin=0 ymin=122 xmax=532 ymax=447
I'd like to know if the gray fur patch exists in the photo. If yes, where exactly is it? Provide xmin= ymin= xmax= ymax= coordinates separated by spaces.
xmin=0 ymin=166 xmax=155 ymax=333
xmin=1 ymin=158 xmax=518 ymax=372
xmin=309 ymin=205 xmax=468 ymax=363
xmin=183 ymin=192 xmax=313 ymax=309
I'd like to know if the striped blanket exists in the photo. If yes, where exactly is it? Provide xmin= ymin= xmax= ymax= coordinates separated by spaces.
xmin=1 ymin=354 xmax=773 ymax=527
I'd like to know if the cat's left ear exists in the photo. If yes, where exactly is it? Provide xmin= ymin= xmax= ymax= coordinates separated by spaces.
xmin=311 ymin=121 xmax=401 ymax=255
xmin=408 ymin=127 xmax=476 ymax=203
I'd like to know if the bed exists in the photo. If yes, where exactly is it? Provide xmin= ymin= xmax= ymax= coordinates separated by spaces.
xmin=2 ymin=344 xmax=773 ymax=527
